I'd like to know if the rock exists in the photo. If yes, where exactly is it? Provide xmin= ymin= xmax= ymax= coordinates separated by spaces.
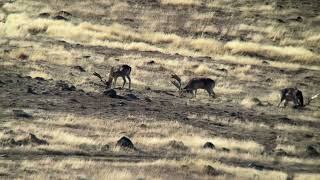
xmin=100 ymin=144 xmax=110 ymax=151
xmin=140 ymin=124 xmax=147 ymax=128
xmin=274 ymin=149 xmax=288 ymax=156
xmin=35 ymin=77 xmax=45 ymax=81
xmin=72 ymin=65 xmax=86 ymax=72
xmin=147 ymin=60 xmax=155 ymax=65
xmin=27 ymin=86 xmax=37 ymax=94
xmin=116 ymin=136 xmax=134 ymax=149
xmin=277 ymin=18 xmax=285 ymax=23
xmin=144 ymin=97 xmax=152 ymax=102
xmin=53 ymin=15 xmax=68 ymax=21
xmin=57 ymin=10 xmax=72 ymax=17
xmin=126 ymin=93 xmax=139 ymax=100
xmin=38 ymin=12 xmax=50 ymax=18
xmin=248 ymin=163 xmax=274 ymax=171
xmin=203 ymin=142 xmax=215 ymax=149
xmin=168 ymin=140 xmax=188 ymax=150
xmin=145 ymin=86 xmax=151 ymax=90
xmin=17 ymin=53 xmax=28 ymax=60
xmin=1 ymin=133 xmax=48 ymax=146
xmin=221 ymin=147 xmax=230 ymax=152
xmin=13 ymin=110 xmax=32 ymax=119
xmin=27 ymin=133 xmax=49 ymax=145
xmin=104 ymin=89 xmax=117 ymax=98
xmin=306 ymin=145 xmax=320 ymax=157
xmin=56 ymin=81 xmax=76 ymax=91
xmin=204 ymin=165 xmax=220 ymax=176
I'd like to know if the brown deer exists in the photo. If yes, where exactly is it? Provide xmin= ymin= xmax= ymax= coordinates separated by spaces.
xmin=171 ymin=74 xmax=216 ymax=98
xmin=278 ymin=87 xmax=319 ymax=108
xmin=93 ymin=64 xmax=132 ymax=89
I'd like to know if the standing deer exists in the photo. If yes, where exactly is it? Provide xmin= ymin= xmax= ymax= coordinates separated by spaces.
xmin=278 ymin=87 xmax=320 ymax=108
xmin=93 ymin=64 xmax=132 ymax=89
xmin=171 ymin=74 xmax=216 ymax=98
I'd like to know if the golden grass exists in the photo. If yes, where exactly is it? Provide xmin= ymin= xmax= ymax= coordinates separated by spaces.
xmin=28 ymin=70 xmax=52 ymax=79
xmin=160 ymin=0 xmax=202 ymax=5
xmin=225 ymin=40 xmax=319 ymax=62
xmin=240 ymin=97 xmax=261 ymax=108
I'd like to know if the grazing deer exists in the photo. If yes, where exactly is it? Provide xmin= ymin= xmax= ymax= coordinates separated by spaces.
xmin=171 ymin=74 xmax=216 ymax=98
xmin=93 ymin=64 xmax=132 ymax=89
xmin=278 ymin=87 xmax=320 ymax=108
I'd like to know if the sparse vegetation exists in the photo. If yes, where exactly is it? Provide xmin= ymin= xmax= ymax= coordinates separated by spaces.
xmin=1 ymin=0 xmax=320 ymax=179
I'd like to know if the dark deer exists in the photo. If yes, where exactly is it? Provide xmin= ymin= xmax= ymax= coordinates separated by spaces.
xmin=171 ymin=74 xmax=216 ymax=98
xmin=278 ymin=87 xmax=319 ymax=108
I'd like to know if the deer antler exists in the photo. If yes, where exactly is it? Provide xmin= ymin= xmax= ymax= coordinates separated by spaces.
xmin=171 ymin=74 xmax=181 ymax=90
xmin=93 ymin=72 xmax=107 ymax=85
xmin=304 ymin=92 xmax=320 ymax=106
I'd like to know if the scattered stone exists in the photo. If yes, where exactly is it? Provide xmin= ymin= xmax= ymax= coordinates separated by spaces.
xmin=265 ymin=78 xmax=272 ymax=82
xmin=57 ymin=10 xmax=72 ymax=17
xmin=277 ymin=18 xmax=285 ymax=23
xmin=145 ymin=86 xmax=151 ymax=90
xmin=27 ymin=86 xmax=37 ymax=94
xmin=13 ymin=110 xmax=32 ymax=119
xmin=144 ymin=97 xmax=152 ymax=102
xmin=127 ymin=93 xmax=139 ymax=100
xmin=72 ymin=65 xmax=86 ymax=72
xmin=203 ymin=142 xmax=215 ymax=149
xmin=204 ymin=165 xmax=220 ymax=176
xmin=140 ymin=124 xmax=147 ymax=128
xmin=104 ymin=89 xmax=117 ymax=98
xmin=100 ymin=144 xmax=110 ymax=151
xmin=116 ymin=136 xmax=134 ymax=149
xmin=35 ymin=77 xmax=45 ymax=81
xmin=53 ymin=15 xmax=68 ymax=21
xmin=306 ymin=144 xmax=320 ymax=157
xmin=17 ymin=53 xmax=28 ymax=60
xmin=304 ymin=134 xmax=314 ymax=138
xmin=248 ymin=163 xmax=274 ymax=171
xmin=38 ymin=12 xmax=50 ymax=18
xmin=147 ymin=60 xmax=155 ymax=65
xmin=0 ymin=133 xmax=48 ymax=146
xmin=274 ymin=149 xmax=288 ymax=156
xmin=221 ymin=147 xmax=230 ymax=152
xmin=56 ymin=81 xmax=76 ymax=91
xmin=27 ymin=133 xmax=49 ymax=145
xmin=168 ymin=140 xmax=188 ymax=150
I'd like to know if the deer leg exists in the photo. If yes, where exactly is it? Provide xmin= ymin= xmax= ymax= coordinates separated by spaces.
xmin=113 ymin=77 xmax=118 ymax=88
xmin=207 ymin=89 xmax=215 ymax=98
xmin=277 ymin=96 xmax=285 ymax=107
xmin=283 ymin=100 xmax=288 ymax=108
xmin=194 ymin=89 xmax=197 ymax=97
xmin=127 ymin=75 xmax=131 ymax=90
xmin=122 ymin=76 xmax=126 ymax=89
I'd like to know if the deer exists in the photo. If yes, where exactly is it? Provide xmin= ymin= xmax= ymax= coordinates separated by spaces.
xmin=93 ymin=64 xmax=132 ymax=89
xmin=171 ymin=74 xmax=216 ymax=98
xmin=277 ymin=87 xmax=320 ymax=108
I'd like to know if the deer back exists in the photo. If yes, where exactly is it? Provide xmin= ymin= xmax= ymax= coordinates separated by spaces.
xmin=184 ymin=78 xmax=215 ymax=90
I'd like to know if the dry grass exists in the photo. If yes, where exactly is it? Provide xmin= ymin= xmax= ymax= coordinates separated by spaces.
xmin=160 ymin=0 xmax=202 ymax=5
xmin=225 ymin=41 xmax=319 ymax=63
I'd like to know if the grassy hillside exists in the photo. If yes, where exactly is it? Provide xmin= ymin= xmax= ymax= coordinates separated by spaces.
xmin=0 ymin=0 xmax=320 ymax=179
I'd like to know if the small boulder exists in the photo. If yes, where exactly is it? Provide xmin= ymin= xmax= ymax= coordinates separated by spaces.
xmin=53 ymin=15 xmax=68 ymax=21
xmin=56 ymin=81 xmax=76 ymax=91
xmin=204 ymin=165 xmax=220 ymax=176
xmin=13 ymin=110 xmax=32 ymax=119
xmin=116 ymin=136 xmax=134 ymax=149
xmin=27 ymin=133 xmax=49 ymax=145
xmin=147 ymin=60 xmax=155 ymax=65
xmin=104 ymin=89 xmax=117 ymax=98
xmin=126 ymin=93 xmax=139 ymax=100
xmin=72 ymin=65 xmax=86 ymax=72
xmin=144 ymin=97 xmax=152 ymax=102
xmin=38 ymin=12 xmax=50 ymax=18
xmin=203 ymin=142 xmax=215 ymax=149
xmin=100 ymin=144 xmax=110 ymax=151
xmin=27 ymin=86 xmax=37 ymax=94
xmin=306 ymin=145 xmax=320 ymax=157
xmin=221 ymin=147 xmax=230 ymax=152
xmin=274 ymin=149 xmax=288 ymax=156
xmin=168 ymin=140 xmax=188 ymax=150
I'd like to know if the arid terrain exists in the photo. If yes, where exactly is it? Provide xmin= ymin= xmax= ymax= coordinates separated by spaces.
xmin=0 ymin=0 xmax=320 ymax=179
